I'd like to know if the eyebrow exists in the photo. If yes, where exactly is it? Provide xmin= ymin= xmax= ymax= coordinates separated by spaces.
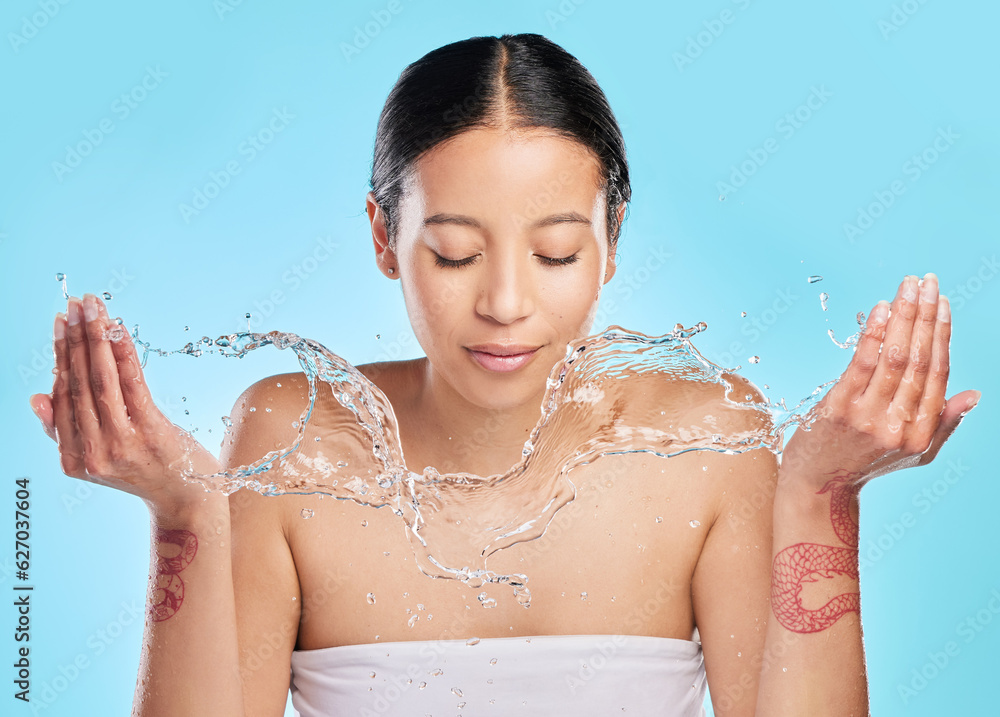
xmin=422 ymin=211 xmax=591 ymax=229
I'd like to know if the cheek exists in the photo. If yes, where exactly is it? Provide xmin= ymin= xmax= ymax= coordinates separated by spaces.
xmin=402 ymin=272 xmax=467 ymax=332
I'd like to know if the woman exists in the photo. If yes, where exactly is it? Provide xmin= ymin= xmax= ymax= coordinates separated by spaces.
xmin=29 ymin=33 xmax=977 ymax=716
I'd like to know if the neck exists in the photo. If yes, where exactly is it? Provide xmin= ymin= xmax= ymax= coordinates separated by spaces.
xmin=404 ymin=358 xmax=545 ymax=478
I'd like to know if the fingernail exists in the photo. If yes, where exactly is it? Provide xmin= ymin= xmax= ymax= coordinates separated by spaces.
xmin=901 ymin=276 xmax=917 ymax=303
xmin=67 ymin=298 xmax=81 ymax=326
xmin=872 ymin=301 xmax=890 ymax=323
xmin=937 ymin=295 xmax=951 ymax=322
xmin=54 ymin=313 xmax=65 ymax=340
xmin=83 ymin=294 xmax=98 ymax=322
xmin=968 ymin=391 xmax=982 ymax=411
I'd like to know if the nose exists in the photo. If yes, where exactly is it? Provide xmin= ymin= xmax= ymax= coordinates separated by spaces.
xmin=474 ymin=252 xmax=535 ymax=325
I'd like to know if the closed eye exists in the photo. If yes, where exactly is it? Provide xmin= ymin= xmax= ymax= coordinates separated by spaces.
xmin=434 ymin=253 xmax=478 ymax=269
xmin=538 ymin=254 xmax=579 ymax=266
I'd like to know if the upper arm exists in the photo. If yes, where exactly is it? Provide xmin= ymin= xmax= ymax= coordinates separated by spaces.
xmin=690 ymin=378 xmax=778 ymax=717
xmin=222 ymin=373 xmax=309 ymax=716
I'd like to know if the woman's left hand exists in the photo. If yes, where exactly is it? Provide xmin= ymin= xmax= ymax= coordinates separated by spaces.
xmin=780 ymin=273 xmax=979 ymax=492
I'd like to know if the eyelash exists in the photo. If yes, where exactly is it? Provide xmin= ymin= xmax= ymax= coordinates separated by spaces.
xmin=433 ymin=254 xmax=580 ymax=268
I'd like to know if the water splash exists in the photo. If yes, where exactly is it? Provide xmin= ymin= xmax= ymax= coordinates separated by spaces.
xmin=107 ymin=322 xmax=839 ymax=608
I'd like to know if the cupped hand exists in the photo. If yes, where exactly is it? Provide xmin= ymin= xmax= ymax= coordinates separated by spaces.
xmin=29 ymin=294 xmax=222 ymax=512
xmin=781 ymin=273 xmax=979 ymax=490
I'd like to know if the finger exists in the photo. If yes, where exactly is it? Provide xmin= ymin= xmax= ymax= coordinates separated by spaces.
xmin=104 ymin=302 xmax=157 ymax=425
xmin=889 ymin=274 xmax=939 ymax=422
xmin=834 ymin=300 xmax=889 ymax=402
xmin=51 ymin=311 xmax=85 ymax=471
xmin=918 ymin=389 xmax=980 ymax=465
xmin=82 ymin=294 xmax=130 ymax=431
xmin=912 ymin=295 xmax=952 ymax=448
xmin=65 ymin=296 xmax=103 ymax=456
xmin=862 ymin=276 xmax=919 ymax=405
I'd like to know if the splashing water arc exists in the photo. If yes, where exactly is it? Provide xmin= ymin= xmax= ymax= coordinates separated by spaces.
xmin=125 ymin=322 xmax=836 ymax=605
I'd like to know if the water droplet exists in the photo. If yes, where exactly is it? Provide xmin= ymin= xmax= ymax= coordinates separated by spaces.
xmin=183 ymin=325 xmax=190 ymax=331
xmin=451 ymin=687 xmax=464 ymax=698
xmin=718 ymin=194 xmax=726 ymax=201
xmin=245 ymin=313 xmax=251 ymax=319
xmin=249 ymin=406 xmax=256 ymax=412
xmin=361 ymin=520 xmax=368 ymax=527
xmin=184 ymin=409 xmax=189 ymax=415
xmin=489 ymin=658 xmax=498 ymax=666
xmin=748 ymin=355 xmax=760 ymax=364
xmin=580 ymin=592 xmax=588 ymax=601
xmin=369 ymin=671 xmax=376 ymax=678
xmin=782 ymin=667 xmax=787 ymax=672
xmin=407 ymin=614 xmax=419 ymax=628
xmin=376 ymin=334 xmax=381 ymax=339
xmin=655 ymin=516 xmax=663 ymax=523
xmin=418 ymin=681 xmax=426 ymax=690
xmin=115 ymin=317 xmax=123 ymax=325
xmin=417 ymin=603 xmax=425 ymax=611
xmin=300 ymin=508 xmax=314 ymax=519
xmin=102 ymin=291 xmax=112 ymax=300
xmin=819 ymin=292 xmax=829 ymax=311
xmin=740 ymin=311 xmax=747 ymax=318
xmin=315 ymin=436 xmax=321 ymax=441
xmin=807 ymin=275 xmax=823 ymax=284
xmin=56 ymin=272 xmax=64 ymax=281
xmin=430 ymin=668 xmax=443 ymax=677
xmin=466 ymin=637 xmax=480 ymax=646
xmin=276 ymin=382 xmax=282 ymax=387
xmin=265 ymin=407 xmax=271 ymax=413
xmin=366 ymin=592 xmax=375 ymax=605
xmin=477 ymin=592 xmax=497 ymax=609
xmin=689 ymin=520 xmax=701 ymax=528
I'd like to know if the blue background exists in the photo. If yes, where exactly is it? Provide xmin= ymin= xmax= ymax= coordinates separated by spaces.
xmin=2 ymin=1 xmax=997 ymax=714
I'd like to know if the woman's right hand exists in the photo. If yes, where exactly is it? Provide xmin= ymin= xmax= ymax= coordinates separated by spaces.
xmin=29 ymin=293 xmax=222 ymax=514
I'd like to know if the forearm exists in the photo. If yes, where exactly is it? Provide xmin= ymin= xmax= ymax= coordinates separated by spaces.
xmin=133 ymin=493 xmax=245 ymax=716
xmin=755 ymin=470 xmax=868 ymax=717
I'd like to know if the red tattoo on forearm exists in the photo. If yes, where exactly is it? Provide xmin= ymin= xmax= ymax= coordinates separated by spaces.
xmin=771 ymin=470 xmax=861 ymax=633
xmin=150 ymin=529 xmax=197 ymax=622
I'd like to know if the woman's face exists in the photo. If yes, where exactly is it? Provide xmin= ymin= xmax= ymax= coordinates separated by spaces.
xmin=368 ymin=126 xmax=623 ymax=411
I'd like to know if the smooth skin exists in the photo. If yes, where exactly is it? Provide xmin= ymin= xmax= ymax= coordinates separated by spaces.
xmin=30 ymin=127 xmax=979 ymax=716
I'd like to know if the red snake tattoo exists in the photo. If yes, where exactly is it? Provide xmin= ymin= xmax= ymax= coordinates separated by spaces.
xmin=771 ymin=470 xmax=861 ymax=633
xmin=150 ymin=528 xmax=198 ymax=622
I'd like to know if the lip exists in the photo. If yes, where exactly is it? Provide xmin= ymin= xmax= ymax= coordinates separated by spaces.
xmin=465 ymin=343 xmax=541 ymax=373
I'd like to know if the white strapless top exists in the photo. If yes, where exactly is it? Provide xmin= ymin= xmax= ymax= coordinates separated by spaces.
xmin=289 ymin=634 xmax=706 ymax=716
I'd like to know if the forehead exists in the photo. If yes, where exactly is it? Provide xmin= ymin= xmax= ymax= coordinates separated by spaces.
xmin=400 ymin=127 xmax=605 ymax=223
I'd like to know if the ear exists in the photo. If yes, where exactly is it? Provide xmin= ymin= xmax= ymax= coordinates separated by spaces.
xmin=367 ymin=191 xmax=398 ymax=279
xmin=603 ymin=201 xmax=627 ymax=285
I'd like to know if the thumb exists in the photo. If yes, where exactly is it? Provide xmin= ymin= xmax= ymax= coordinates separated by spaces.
xmin=29 ymin=394 xmax=56 ymax=442
xmin=920 ymin=390 xmax=980 ymax=464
